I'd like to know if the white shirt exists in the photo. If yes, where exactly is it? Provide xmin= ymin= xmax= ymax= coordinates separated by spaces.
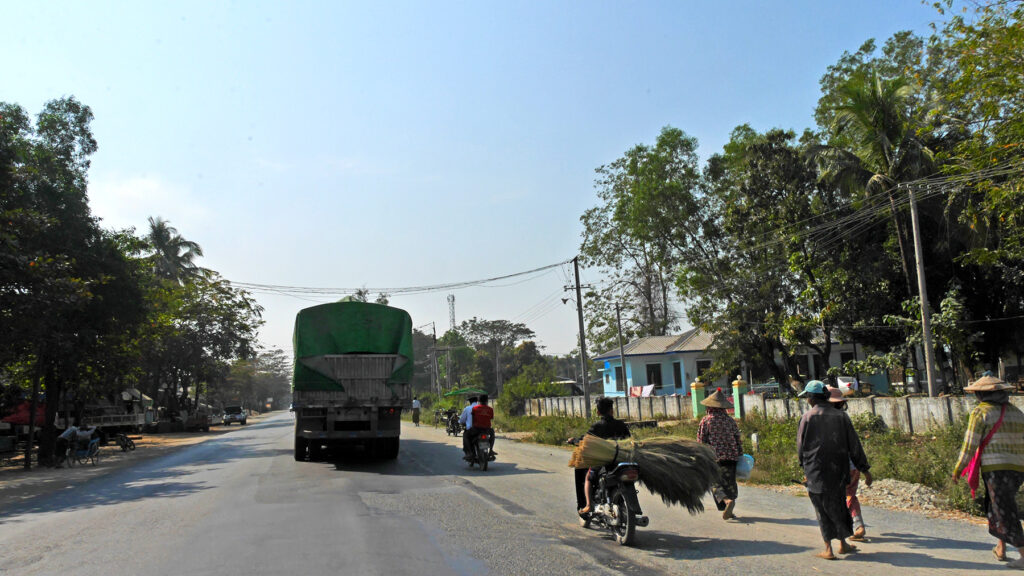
xmin=412 ymin=399 xmax=421 ymax=409
xmin=459 ymin=402 xmax=478 ymax=429
xmin=59 ymin=426 xmax=78 ymax=440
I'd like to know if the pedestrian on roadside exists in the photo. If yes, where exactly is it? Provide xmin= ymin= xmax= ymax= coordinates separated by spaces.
xmin=796 ymin=380 xmax=872 ymax=560
xmin=697 ymin=388 xmax=743 ymax=520
xmin=411 ymin=397 xmax=421 ymax=427
xmin=828 ymin=386 xmax=868 ymax=540
xmin=953 ymin=374 xmax=1024 ymax=568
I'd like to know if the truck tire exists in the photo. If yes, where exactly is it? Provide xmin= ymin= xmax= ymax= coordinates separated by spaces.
xmin=383 ymin=438 xmax=399 ymax=460
xmin=294 ymin=437 xmax=307 ymax=461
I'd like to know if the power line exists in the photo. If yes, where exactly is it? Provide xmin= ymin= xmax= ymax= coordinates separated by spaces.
xmin=231 ymin=257 xmax=574 ymax=297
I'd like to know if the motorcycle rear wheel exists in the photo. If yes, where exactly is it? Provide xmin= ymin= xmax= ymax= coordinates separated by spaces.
xmin=612 ymin=489 xmax=637 ymax=546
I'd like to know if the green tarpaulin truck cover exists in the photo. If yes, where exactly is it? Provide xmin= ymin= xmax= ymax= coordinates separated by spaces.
xmin=292 ymin=302 xmax=414 ymax=391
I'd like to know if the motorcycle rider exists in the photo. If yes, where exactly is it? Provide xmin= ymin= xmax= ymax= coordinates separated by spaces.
xmin=577 ymin=397 xmax=631 ymax=515
xmin=464 ymin=394 xmax=495 ymax=461
xmin=459 ymin=396 xmax=478 ymax=458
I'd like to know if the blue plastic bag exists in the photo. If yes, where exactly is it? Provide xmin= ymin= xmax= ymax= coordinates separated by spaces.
xmin=736 ymin=453 xmax=755 ymax=480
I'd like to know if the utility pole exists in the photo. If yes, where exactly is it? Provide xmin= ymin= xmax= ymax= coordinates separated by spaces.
xmin=429 ymin=323 xmax=438 ymax=396
xmin=908 ymin=184 xmax=940 ymax=397
xmin=494 ymin=340 xmax=502 ymax=395
xmin=573 ymin=257 xmax=592 ymax=418
xmin=616 ymin=302 xmax=627 ymax=395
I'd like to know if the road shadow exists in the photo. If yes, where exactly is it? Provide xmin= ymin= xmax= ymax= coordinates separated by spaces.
xmin=0 ymin=424 xmax=293 ymax=522
xmin=872 ymin=531 xmax=992 ymax=553
xmin=642 ymin=531 xmax=810 ymax=559
xmin=731 ymin=515 xmax=818 ymax=527
xmin=313 ymin=438 xmax=545 ymax=478
xmin=0 ymin=467 xmax=208 ymax=524
xmin=841 ymin=548 xmax=995 ymax=571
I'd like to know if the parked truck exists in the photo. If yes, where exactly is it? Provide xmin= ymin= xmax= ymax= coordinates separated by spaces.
xmin=292 ymin=301 xmax=413 ymax=461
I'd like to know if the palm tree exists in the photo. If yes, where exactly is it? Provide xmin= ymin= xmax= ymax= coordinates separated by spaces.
xmin=813 ymin=72 xmax=936 ymax=383
xmin=813 ymin=72 xmax=935 ymax=297
xmin=145 ymin=216 xmax=207 ymax=283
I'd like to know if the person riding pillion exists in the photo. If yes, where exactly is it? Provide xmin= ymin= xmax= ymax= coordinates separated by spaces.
xmin=464 ymin=394 xmax=495 ymax=460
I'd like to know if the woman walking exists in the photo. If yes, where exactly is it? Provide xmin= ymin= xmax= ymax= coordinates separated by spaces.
xmin=797 ymin=380 xmax=872 ymax=560
xmin=953 ymin=374 xmax=1024 ymax=568
xmin=697 ymin=388 xmax=743 ymax=520
xmin=828 ymin=387 xmax=867 ymax=540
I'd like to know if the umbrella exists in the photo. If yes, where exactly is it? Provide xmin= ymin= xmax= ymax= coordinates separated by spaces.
xmin=1 ymin=402 xmax=47 ymax=425
xmin=443 ymin=387 xmax=487 ymax=397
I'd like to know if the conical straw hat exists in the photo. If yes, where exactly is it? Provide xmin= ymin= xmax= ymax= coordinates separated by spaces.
xmin=700 ymin=388 xmax=730 ymax=408
xmin=963 ymin=375 xmax=1014 ymax=392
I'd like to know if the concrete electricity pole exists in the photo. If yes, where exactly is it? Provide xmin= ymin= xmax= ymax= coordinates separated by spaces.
xmin=573 ymin=257 xmax=592 ymax=419
xmin=908 ymin=184 xmax=940 ymax=397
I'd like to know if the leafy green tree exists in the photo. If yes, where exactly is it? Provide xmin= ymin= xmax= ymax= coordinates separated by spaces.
xmin=580 ymin=127 xmax=700 ymax=350
xmin=0 ymin=97 xmax=147 ymax=465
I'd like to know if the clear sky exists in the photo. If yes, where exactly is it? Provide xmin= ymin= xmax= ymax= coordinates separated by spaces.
xmin=2 ymin=0 xmax=942 ymax=359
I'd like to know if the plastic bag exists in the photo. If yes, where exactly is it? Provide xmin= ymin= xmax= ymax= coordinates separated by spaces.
xmin=736 ymin=453 xmax=755 ymax=480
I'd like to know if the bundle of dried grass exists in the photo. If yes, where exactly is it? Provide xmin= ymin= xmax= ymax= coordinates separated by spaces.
xmin=568 ymin=434 xmax=619 ymax=469
xmin=568 ymin=434 xmax=720 ymax=514
xmin=624 ymin=437 xmax=720 ymax=514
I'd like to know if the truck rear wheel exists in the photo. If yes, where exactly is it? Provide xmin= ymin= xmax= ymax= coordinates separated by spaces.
xmin=294 ymin=437 xmax=307 ymax=461
xmin=383 ymin=438 xmax=399 ymax=460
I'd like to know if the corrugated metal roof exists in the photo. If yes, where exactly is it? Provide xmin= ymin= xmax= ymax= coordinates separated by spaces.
xmin=594 ymin=328 xmax=712 ymax=360
xmin=671 ymin=329 xmax=714 ymax=352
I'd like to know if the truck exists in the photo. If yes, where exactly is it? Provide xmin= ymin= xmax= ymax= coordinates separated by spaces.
xmin=292 ymin=301 xmax=414 ymax=461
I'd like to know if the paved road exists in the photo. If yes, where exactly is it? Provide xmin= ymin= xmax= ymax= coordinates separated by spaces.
xmin=0 ymin=413 xmax=1004 ymax=575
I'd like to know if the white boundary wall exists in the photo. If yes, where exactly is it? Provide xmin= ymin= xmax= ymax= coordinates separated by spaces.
xmin=526 ymin=393 xmax=1017 ymax=433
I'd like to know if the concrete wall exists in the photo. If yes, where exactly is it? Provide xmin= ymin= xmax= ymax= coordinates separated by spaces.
xmin=527 ymin=393 xmax=1024 ymax=433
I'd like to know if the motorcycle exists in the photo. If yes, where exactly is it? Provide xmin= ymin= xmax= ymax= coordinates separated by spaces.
xmin=466 ymin=427 xmax=495 ymax=471
xmin=445 ymin=412 xmax=464 ymax=436
xmin=579 ymin=461 xmax=649 ymax=546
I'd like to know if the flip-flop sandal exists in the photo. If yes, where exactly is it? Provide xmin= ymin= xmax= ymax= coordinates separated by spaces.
xmin=816 ymin=552 xmax=837 ymax=560
xmin=994 ymin=547 xmax=1008 ymax=561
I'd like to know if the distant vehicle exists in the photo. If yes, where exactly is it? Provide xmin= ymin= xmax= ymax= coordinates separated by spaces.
xmin=292 ymin=301 xmax=413 ymax=461
xmin=222 ymin=406 xmax=247 ymax=426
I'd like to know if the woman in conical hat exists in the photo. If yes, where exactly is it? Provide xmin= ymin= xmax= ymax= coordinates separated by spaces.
xmin=954 ymin=374 xmax=1024 ymax=566
xmin=697 ymin=388 xmax=742 ymax=520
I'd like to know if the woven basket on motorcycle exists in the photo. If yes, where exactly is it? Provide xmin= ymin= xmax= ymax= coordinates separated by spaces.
xmin=568 ymin=434 xmax=720 ymax=514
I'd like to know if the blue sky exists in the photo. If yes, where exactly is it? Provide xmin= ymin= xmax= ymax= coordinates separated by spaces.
xmin=3 ymin=1 xmax=943 ymax=358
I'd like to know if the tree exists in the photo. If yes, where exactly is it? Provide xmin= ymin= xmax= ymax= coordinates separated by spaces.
xmin=145 ymin=216 xmax=207 ymax=283
xmin=580 ymin=127 xmax=703 ymax=351
xmin=457 ymin=317 xmax=535 ymax=393
xmin=1 ymin=97 xmax=146 ymax=465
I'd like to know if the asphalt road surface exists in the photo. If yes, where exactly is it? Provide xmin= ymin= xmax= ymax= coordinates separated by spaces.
xmin=0 ymin=413 xmax=1004 ymax=575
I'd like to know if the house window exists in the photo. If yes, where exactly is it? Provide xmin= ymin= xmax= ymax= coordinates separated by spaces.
xmin=696 ymin=360 xmax=712 ymax=380
xmin=646 ymin=364 xmax=663 ymax=389
xmin=615 ymin=366 xmax=625 ymax=392
xmin=604 ymin=373 xmax=610 ymax=387
xmin=672 ymin=362 xmax=682 ymax=389
xmin=795 ymin=355 xmax=810 ymax=381
xmin=840 ymin=351 xmax=856 ymax=368
xmin=812 ymin=354 xmax=826 ymax=379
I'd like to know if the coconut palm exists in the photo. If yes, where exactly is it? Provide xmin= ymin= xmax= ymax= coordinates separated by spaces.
xmin=813 ymin=72 xmax=935 ymax=296
xmin=145 ymin=216 xmax=208 ymax=283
